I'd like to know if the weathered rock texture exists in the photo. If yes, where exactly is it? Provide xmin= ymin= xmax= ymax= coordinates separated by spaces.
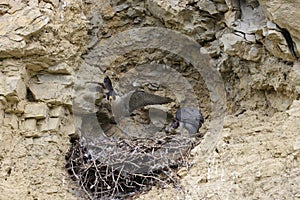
xmin=138 ymin=103 xmax=300 ymax=199
xmin=0 ymin=0 xmax=86 ymax=199
xmin=0 ymin=0 xmax=299 ymax=199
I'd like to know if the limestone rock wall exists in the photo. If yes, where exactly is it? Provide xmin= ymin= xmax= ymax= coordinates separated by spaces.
xmin=0 ymin=0 xmax=299 ymax=199
xmin=0 ymin=0 xmax=87 ymax=133
xmin=0 ymin=0 xmax=86 ymax=199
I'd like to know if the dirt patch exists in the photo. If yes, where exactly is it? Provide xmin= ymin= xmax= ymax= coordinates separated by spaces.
xmin=0 ymin=129 xmax=78 ymax=199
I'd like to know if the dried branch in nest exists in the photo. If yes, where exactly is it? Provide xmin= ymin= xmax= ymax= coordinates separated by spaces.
xmin=65 ymin=134 xmax=198 ymax=199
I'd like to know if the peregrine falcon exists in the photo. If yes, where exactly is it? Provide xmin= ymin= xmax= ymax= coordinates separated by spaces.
xmin=170 ymin=107 xmax=204 ymax=135
xmin=103 ymin=76 xmax=173 ymax=122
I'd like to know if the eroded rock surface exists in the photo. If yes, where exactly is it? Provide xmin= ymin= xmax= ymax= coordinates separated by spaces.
xmin=0 ymin=0 xmax=86 ymax=199
xmin=138 ymin=108 xmax=300 ymax=199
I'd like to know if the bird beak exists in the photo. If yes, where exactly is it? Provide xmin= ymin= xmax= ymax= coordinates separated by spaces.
xmin=109 ymin=96 xmax=113 ymax=103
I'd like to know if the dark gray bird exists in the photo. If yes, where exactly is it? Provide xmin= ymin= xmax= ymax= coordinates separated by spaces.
xmin=103 ymin=76 xmax=172 ymax=122
xmin=171 ymin=107 xmax=204 ymax=134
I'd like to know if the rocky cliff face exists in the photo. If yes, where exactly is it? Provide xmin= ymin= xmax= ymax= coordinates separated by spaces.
xmin=0 ymin=0 xmax=299 ymax=199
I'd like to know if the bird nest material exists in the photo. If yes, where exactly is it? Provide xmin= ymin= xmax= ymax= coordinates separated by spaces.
xmin=65 ymin=132 xmax=200 ymax=199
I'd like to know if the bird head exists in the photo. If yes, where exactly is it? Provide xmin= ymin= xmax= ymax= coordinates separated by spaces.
xmin=104 ymin=76 xmax=113 ymax=90
xmin=171 ymin=119 xmax=180 ymax=129
xmin=103 ymin=76 xmax=116 ymax=103
xmin=107 ymin=90 xmax=116 ymax=103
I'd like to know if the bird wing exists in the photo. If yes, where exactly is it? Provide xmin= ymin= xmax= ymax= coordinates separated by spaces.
xmin=128 ymin=90 xmax=172 ymax=113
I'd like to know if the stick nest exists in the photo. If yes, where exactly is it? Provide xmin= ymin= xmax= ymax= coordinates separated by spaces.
xmin=65 ymin=133 xmax=198 ymax=199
